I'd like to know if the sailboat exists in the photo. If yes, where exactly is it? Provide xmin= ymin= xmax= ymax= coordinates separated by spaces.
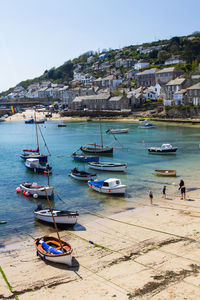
xmin=20 ymin=114 xmax=50 ymax=163
xmin=35 ymin=189 xmax=73 ymax=266
xmin=80 ymin=118 xmax=113 ymax=155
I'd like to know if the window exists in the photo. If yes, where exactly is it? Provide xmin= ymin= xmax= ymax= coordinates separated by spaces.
xmin=103 ymin=182 xmax=109 ymax=187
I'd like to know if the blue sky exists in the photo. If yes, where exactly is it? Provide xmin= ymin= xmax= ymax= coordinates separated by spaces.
xmin=0 ymin=0 xmax=200 ymax=91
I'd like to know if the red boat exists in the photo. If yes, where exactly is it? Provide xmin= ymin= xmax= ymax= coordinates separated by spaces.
xmin=58 ymin=124 xmax=67 ymax=127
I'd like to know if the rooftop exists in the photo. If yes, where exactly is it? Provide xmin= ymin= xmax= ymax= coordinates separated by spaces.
xmin=166 ymin=77 xmax=186 ymax=86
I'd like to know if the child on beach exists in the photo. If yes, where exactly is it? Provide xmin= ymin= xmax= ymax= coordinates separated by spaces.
xmin=179 ymin=179 xmax=186 ymax=200
xmin=149 ymin=190 xmax=153 ymax=205
xmin=162 ymin=185 xmax=166 ymax=199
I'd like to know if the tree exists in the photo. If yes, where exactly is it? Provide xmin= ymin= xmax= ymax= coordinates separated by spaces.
xmin=157 ymin=50 xmax=170 ymax=63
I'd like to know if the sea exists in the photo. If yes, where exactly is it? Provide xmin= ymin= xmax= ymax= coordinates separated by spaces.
xmin=0 ymin=120 xmax=200 ymax=245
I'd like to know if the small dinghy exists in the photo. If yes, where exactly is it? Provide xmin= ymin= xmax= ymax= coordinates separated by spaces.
xmin=58 ymin=124 xmax=67 ymax=127
xmin=88 ymin=162 xmax=127 ymax=172
xmin=35 ymin=235 xmax=73 ymax=265
xmin=154 ymin=170 xmax=176 ymax=177
xmin=72 ymin=152 xmax=99 ymax=163
xmin=34 ymin=204 xmax=79 ymax=225
xmin=148 ymin=144 xmax=177 ymax=154
xmin=69 ymin=168 xmax=97 ymax=181
xmin=25 ymin=158 xmax=52 ymax=173
xmin=88 ymin=178 xmax=126 ymax=195
xmin=19 ymin=182 xmax=54 ymax=197
xmin=106 ymin=128 xmax=129 ymax=134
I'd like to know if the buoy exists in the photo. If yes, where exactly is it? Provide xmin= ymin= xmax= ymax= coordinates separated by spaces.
xmin=16 ymin=187 xmax=21 ymax=193
xmin=25 ymin=191 xmax=30 ymax=197
xmin=142 ymin=140 xmax=145 ymax=144
xmin=33 ymin=194 xmax=38 ymax=199
xmin=89 ymin=240 xmax=94 ymax=244
xmin=23 ymin=191 xmax=26 ymax=196
xmin=44 ymin=170 xmax=47 ymax=174
xmin=180 ymin=130 xmax=182 ymax=134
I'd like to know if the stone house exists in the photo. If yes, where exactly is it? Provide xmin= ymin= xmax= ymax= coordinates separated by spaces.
xmin=165 ymin=77 xmax=186 ymax=100
xmin=135 ymin=68 xmax=157 ymax=87
xmin=187 ymin=82 xmax=200 ymax=105
xmin=72 ymin=93 xmax=110 ymax=110
xmin=108 ymin=95 xmax=130 ymax=110
xmin=155 ymin=67 xmax=184 ymax=84
xmin=93 ymin=75 xmax=123 ymax=88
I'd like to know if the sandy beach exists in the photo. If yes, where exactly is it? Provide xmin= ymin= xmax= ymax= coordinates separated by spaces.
xmin=1 ymin=187 xmax=200 ymax=300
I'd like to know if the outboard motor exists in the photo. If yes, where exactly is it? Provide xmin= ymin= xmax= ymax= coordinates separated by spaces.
xmin=36 ymin=203 xmax=43 ymax=211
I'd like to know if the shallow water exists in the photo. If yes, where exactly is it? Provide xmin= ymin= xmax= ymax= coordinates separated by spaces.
xmin=0 ymin=120 xmax=200 ymax=244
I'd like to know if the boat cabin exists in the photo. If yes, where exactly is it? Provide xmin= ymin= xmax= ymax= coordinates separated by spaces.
xmin=161 ymin=144 xmax=173 ymax=150
xmin=103 ymin=178 xmax=122 ymax=187
xmin=26 ymin=158 xmax=40 ymax=168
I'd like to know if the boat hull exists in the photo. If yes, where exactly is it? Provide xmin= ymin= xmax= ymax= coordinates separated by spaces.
xmin=72 ymin=154 xmax=99 ymax=163
xmin=69 ymin=172 xmax=96 ymax=181
xmin=107 ymin=128 xmax=129 ymax=134
xmin=154 ymin=170 xmax=176 ymax=177
xmin=80 ymin=146 xmax=113 ymax=155
xmin=34 ymin=210 xmax=78 ymax=225
xmin=20 ymin=153 xmax=48 ymax=163
xmin=148 ymin=149 xmax=177 ymax=154
xmin=88 ymin=182 xmax=126 ymax=194
xmin=88 ymin=162 xmax=127 ymax=172
xmin=35 ymin=236 xmax=73 ymax=266
xmin=20 ymin=183 xmax=54 ymax=197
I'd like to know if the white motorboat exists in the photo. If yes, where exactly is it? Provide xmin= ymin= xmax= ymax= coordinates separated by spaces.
xmin=106 ymin=128 xmax=129 ymax=134
xmin=88 ymin=178 xmax=126 ymax=195
xmin=19 ymin=182 xmax=54 ymax=197
xmin=33 ymin=205 xmax=79 ymax=225
xmin=25 ymin=158 xmax=52 ymax=173
xmin=35 ymin=235 xmax=73 ymax=266
xmin=138 ymin=119 xmax=155 ymax=128
xmin=148 ymin=144 xmax=177 ymax=154
xmin=0 ymin=116 xmax=6 ymax=122
xmin=88 ymin=162 xmax=127 ymax=172
xmin=69 ymin=168 xmax=97 ymax=181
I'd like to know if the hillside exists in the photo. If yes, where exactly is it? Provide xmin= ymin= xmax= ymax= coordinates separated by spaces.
xmin=1 ymin=32 xmax=200 ymax=96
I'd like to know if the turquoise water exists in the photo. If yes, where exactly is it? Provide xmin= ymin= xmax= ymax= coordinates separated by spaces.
xmin=0 ymin=120 xmax=200 ymax=244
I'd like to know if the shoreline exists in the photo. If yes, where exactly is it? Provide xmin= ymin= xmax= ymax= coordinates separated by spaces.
xmin=1 ymin=188 xmax=200 ymax=299
xmin=5 ymin=109 xmax=200 ymax=127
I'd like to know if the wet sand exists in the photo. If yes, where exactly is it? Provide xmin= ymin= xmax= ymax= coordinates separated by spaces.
xmin=1 ymin=188 xmax=200 ymax=299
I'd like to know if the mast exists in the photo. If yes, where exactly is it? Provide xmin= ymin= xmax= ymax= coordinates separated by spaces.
xmin=34 ymin=113 xmax=40 ymax=153
xmin=44 ymin=189 xmax=63 ymax=250
xmin=99 ymin=117 xmax=103 ymax=147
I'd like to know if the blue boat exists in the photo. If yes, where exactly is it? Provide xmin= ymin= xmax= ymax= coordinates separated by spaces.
xmin=25 ymin=118 xmax=34 ymax=124
xmin=20 ymin=148 xmax=48 ymax=163
xmin=25 ymin=158 xmax=52 ymax=173
xmin=71 ymin=152 xmax=99 ymax=162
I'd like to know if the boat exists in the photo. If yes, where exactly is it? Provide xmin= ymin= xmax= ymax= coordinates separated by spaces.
xmin=148 ymin=144 xmax=177 ymax=154
xmin=58 ymin=124 xmax=67 ymax=127
xmin=88 ymin=178 xmax=126 ymax=194
xmin=21 ymin=114 xmax=50 ymax=162
xmin=25 ymin=118 xmax=46 ymax=124
xmin=35 ymin=188 xmax=73 ymax=266
xmin=72 ymin=152 xmax=99 ymax=163
xmin=88 ymin=162 xmax=127 ymax=172
xmin=25 ymin=158 xmax=52 ymax=173
xmin=138 ymin=119 xmax=155 ymax=129
xmin=0 ymin=116 xmax=6 ymax=122
xmin=33 ymin=204 xmax=79 ymax=225
xmin=25 ymin=118 xmax=34 ymax=124
xmin=19 ymin=182 xmax=54 ymax=197
xmin=106 ymin=128 xmax=129 ymax=134
xmin=80 ymin=118 xmax=113 ymax=155
xmin=35 ymin=235 xmax=73 ymax=265
xmin=154 ymin=169 xmax=176 ymax=177
xmin=69 ymin=168 xmax=97 ymax=181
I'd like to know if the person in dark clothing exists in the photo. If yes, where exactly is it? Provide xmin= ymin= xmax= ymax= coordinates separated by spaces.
xmin=162 ymin=185 xmax=166 ymax=199
xmin=149 ymin=190 xmax=153 ymax=205
xmin=179 ymin=179 xmax=186 ymax=199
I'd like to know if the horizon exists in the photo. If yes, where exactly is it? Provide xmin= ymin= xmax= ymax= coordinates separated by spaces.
xmin=0 ymin=0 xmax=200 ymax=92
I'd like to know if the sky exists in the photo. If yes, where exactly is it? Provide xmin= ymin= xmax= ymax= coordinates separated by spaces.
xmin=0 ymin=0 xmax=200 ymax=92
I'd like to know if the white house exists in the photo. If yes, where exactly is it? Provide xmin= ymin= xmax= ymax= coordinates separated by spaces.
xmin=173 ymin=89 xmax=187 ymax=105
xmin=134 ymin=62 xmax=150 ymax=70
xmin=165 ymin=57 xmax=185 ymax=65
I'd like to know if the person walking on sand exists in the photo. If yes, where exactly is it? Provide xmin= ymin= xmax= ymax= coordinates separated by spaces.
xmin=162 ymin=185 xmax=166 ymax=199
xmin=179 ymin=179 xmax=186 ymax=200
xmin=149 ymin=190 xmax=153 ymax=205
